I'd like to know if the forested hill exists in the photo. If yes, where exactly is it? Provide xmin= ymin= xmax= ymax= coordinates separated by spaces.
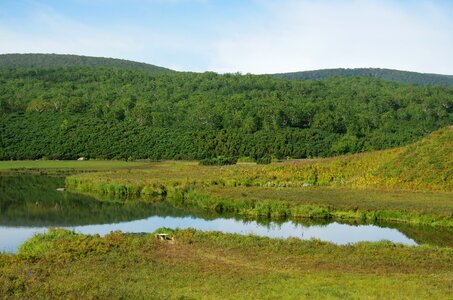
xmin=0 ymin=54 xmax=172 ymax=73
xmin=1 ymin=65 xmax=452 ymax=161
xmin=3 ymin=54 xmax=453 ymax=87
xmin=273 ymin=68 xmax=453 ymax=87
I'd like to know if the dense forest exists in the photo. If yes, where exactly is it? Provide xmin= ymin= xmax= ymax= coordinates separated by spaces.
xmin=0 ymin=55 xmax=452 ymax=160
xmin=273 ymin=68 xmax=453 ymax=87
xmin=0 ymin=54 xmax=172 ymax=73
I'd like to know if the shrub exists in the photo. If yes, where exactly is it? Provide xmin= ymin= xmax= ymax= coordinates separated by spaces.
xmin=199 ymin=156 xmax=238 ymax=166
xmin=256 ymin=156 xmax=272 ymax=164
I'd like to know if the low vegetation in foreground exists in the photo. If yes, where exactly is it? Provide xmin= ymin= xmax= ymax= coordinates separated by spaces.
xmin=0 ymin=127 xmax=451 ymax=298
xmin=64 ymin=128 xmax=453 ymax=226
xmin=1 ymin=229 xmax=452 ymax=299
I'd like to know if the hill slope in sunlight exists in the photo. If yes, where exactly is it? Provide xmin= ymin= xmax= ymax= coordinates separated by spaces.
xmin=277 ymin=126 xmax=453 ymax=191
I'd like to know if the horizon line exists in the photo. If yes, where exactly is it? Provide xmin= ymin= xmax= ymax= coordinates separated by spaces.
xmin=1 ymin=52 xmax=452 ymax=77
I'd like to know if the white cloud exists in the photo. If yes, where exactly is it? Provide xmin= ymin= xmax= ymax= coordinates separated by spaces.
xmin=1 ymin=0 xmax=452 ymax=74
xmin=207 ymin=0 xmax=453 ymax=74
xmin=0 ymin=4 xmax=208 ymax=71
xmin=0 ymin=7 xmax=137 ymax=57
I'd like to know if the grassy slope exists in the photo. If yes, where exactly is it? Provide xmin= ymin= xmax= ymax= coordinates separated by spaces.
xmin=1 ymin=229 xmax=452 ymax=299
xmin=230 ymin=126 xmax=453 ymax=192
xmin=251 ymin=126 xmax=453 ymax=191
xmin=375 ymin=127 xmax=453 ymax=188
xmin=65 ymin=127 xmax=453 ymax=190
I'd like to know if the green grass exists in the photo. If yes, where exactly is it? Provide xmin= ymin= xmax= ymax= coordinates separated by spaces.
xmin=203 ymin=186 xmax=453 ymax=216
xmin=1 ymin=229 xmax=452 ymax=299
xmin=169 ymin=187 xmax=453 ymax=226
xmin=60 ymin=128 xmax=452 ymax=226
xmin=0 ymin=160 xmax=149 ymax=171
xmin=65 ymin=176 xmax=453 ymax=226
xmin=1 ymin=129 xmax=452 ymax=298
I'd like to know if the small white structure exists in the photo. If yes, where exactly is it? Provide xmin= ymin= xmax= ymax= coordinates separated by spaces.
xmin=155 ymin=233 xmax=169 ymax=240
xmin=77 ymin=157 xmax=85 ymax=161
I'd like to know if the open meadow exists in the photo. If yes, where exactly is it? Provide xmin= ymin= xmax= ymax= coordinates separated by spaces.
xmin=2 ymin=2 xmax=453 ymax=297
xmin=1 ymin=229 xmax=453 ymax=299
xmin=1 ymin=125 xmax=452 ymax=299
xmin=62 ymin=128 xmax=453 ymax=227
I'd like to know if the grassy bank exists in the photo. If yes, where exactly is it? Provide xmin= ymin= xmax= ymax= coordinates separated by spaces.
xmin=176 ymin=187 xmax=453 ymax=226
xmin=62 ymin=128 xmax=452 ymax=226
xmin=1 ymin=229 xmax=452 ymax=299
xmin=0 ymin=160 xmax=149 ymax=171
xmin=66 ymin=173 xmax=453 ymax=226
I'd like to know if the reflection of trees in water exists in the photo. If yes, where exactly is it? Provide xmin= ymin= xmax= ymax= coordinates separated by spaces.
xmin=378 ymin=221 xmax=453 ymax=248
xmin=0 ymin=174 xmax=200 ymax=226
xmin=221 ymin=213 xmax=453 ymax=248
xmin=1 ymin=174 xmax=450 ymax=247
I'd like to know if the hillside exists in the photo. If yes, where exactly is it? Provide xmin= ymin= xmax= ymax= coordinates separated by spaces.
xmin=179 ymin=126 xmax=452 ymax=192
xmin=0 ymin=53 xmax=172 ymax=73
xmin=372 ymin=126 xmax=453 ymax=190
xmin=1 ymin=64 xmax=452 ymax=160
xmin=273 ymin=126 xmax=453 ymax=191
xmin=3 ymin=55 xmax=453 ymax=87
xmin=273 ymin=68 xmax=453 ymax=87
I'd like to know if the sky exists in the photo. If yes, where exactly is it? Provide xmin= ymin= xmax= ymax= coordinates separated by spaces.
xmin=1 ymin=0 xmax=453 ymax=74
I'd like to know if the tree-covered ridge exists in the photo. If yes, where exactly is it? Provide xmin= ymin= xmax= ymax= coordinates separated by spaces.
xmin=0 ymin=53 xmax=173 ymax=73
xmin=4 ymin=54 xmax=453 ymax=87
xmin=0 ymin=67 xmax=452 ymax=160
xmin=3 ymin=54 xmax=453 ymax=87
xmin=273 ymin=68 xmax=453 ymax=87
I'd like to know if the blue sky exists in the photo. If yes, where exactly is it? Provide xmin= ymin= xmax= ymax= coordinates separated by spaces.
xmin=1 ymin=0 xmax=453 ymax=74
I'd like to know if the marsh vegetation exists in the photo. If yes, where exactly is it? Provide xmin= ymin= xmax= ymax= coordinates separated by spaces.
xmin=0 ymin=126 xmax=451 ymax=298
xmin=1 ymin=229 xmax=453 ymax=299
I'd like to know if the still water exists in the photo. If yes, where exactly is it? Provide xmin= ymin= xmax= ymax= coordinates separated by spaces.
xmin=1 ymin=174 xmax=450 ymax=253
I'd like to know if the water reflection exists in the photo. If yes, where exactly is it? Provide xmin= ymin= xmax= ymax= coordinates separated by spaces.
xmin=70 ymin=217 xmax=417 ymax=245
xmin=0 ymin=174 xmax=184 ymax=226
xmin=1 ymin=174 xmax=450 ymax=253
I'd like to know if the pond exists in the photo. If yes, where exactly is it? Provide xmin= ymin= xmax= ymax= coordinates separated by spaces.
xmin=1 ymin=174 xmax=452 ymax=253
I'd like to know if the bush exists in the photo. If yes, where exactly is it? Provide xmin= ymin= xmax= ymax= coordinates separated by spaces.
xmin=256 ymin=156 xmax=272 ymax=164
xmin=199 ymin=156 xmax=238 ymax=166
